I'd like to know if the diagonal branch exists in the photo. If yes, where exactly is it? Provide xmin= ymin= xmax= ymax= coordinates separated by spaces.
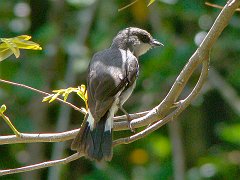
xmin=0 ymin=129 xmax=79 ymax=144
xmin=0 ymin=0 xmax=239 ymax=176
xmin=114 ymin=0 xmax=240 ymax=131
xmin=0 ymin=79 xmax=86 ymax=114
xmin=0 ymin=153 xmax=82 ymax=176
xmin=113 ymin=58 xmax=209 ymax=146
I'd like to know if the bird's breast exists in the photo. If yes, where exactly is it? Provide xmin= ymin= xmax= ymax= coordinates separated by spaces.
xmin=119 ymin=80 xmax=137 ymax=106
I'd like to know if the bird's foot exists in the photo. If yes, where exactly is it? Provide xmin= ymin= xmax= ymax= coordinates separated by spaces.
xmin=126 ymin=113 xmax=135 ymax=133
xmin=118 ymin=105 xmax=135 ymax=133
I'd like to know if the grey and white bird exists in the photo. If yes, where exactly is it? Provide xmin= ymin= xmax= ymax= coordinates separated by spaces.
xmin=71 ymin=27 xmax=163 ymax=161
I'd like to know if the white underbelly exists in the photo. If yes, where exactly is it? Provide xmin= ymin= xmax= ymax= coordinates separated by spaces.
xmin=119 ymin=81 xmax=136 ymax=106
xmin=104 ymin=81 xmax=136 ymax=131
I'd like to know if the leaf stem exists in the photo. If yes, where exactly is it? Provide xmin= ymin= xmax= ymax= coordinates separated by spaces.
xmin=0 ymin=111 xmax=21 ymax=137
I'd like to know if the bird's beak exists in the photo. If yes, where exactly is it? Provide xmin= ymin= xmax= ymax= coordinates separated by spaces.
xmin=151 ymin=39 xmax=164 ymax=47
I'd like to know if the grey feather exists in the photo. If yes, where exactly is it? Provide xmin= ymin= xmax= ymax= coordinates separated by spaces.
xmin=71 ymin=112 xmax=112 ymax=161
xmin=87 ymin=48 xmax=138 ymax=122
xmin=71 ymin=27 xmax=162 ymax=161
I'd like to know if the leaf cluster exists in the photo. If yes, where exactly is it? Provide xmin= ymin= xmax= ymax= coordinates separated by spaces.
xmin=0 ymin=35 xmax=41 ymax=62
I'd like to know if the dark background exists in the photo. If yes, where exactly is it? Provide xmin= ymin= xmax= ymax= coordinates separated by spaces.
xmin=0 ymin=0 xmax=240 ymax=179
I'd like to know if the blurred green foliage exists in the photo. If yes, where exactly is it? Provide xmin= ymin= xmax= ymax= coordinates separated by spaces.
xmin=0 ymin=0 xmax=240 ymax=179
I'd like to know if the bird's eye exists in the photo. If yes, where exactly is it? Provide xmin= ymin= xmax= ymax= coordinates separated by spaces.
xmin=139 ymin=34 xmax=150 ymax=43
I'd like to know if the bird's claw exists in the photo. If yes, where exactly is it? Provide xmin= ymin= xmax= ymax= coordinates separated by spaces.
xmin=126 ymin=114 xmax=135 ymax=133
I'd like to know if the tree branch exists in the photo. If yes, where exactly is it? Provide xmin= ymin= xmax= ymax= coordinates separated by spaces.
xmin=0 ymin=0 xmax=239 ymax=176
xmin=113 ymin=59 xmax=210 ymax=146
xmin=115 ymin=0 xmax=240 ymax=131
xmin=0 ymin=129 xmax=78 ymax=145
xmin=0 ymin=79 xmax=86 ymax=114
xmin=0 ymin=153 xmax=82 ymax=176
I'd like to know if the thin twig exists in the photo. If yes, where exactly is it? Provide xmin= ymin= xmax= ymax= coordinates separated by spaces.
xmin=0 ymin=110 xmax=21 ymax=137
xmin=0 ymin=78 xmax=86 ymax=114
xmin=205 ymin=2 xmax=240 ymax=12
xmin=0 ymin=111 xmax=149 ymax=145
xmin=0 ymin=153 xmax=82 ymax=176
xmin=113 ymin=110 xmax=149 ymax=121
xmin=118 ymin=0 xmax=139 ymax=12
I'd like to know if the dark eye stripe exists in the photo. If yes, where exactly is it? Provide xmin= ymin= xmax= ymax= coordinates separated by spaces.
xmin=130 ymin=30 xmax=151 ymax=43
xmin=136 ymin=34 xmax=150 ymax=43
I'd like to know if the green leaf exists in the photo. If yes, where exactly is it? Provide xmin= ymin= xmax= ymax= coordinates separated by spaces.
xmin=147 ymin=0 xmax=155 ymax=7
xmin=42 ymin=94 xmax=54 ymax=102
xmin=1 ymin=39 xmax=20 ymax=58
xmin=42 ymin=85 xmax=88 ymax=109
xmin=0 ymin=104 xmax=21 ymax=137
xmin=52 ymin=89 xmax=65 ymax=93
xmin=0 ymin=35 xmax=42 ymax=62
xmin=0 ymin=48 xmax=14 ymax=62
xmin=0 ymin=104 xmax=7 ymax=113
xmin=63 ymin=93 xmax=69 ymax=101
xmin=49 ymin=93 xmax=60 ymax=103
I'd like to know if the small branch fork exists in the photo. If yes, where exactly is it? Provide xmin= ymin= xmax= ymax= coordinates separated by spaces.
xmin=0 ymin=0 xmax=239 ymax=176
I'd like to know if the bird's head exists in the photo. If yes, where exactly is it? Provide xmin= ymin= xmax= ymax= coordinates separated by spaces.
xmin=111 ymin=27 xmax=163 ymax=57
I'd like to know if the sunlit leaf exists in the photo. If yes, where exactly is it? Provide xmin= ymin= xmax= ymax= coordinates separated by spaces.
xmin=49 ymin=93 xmax=60 ymax=103
xmin=52 ymin=89 xmax=65 ymax=94
xmin=1 ymin=38 xmax=20 ymax=58
xmin=0 ymin=35 xmax=42 ymax=62
xmin=147 ymin=0 xmax=155 ymax=7
xmin=42 ymin=94 xmax=54 ymax=102
xmin=0 ymin=48 xmax=14 ymax=62
xmin=63 ymin=93 xmax=69 ymax=101
xmin=84 ymin=91 xmax=88 ymax=100
xmin=42 ymin=85 xmax=88 ymax=110
xmin=80 ymin=84 xmax=86 ymax=93
xmin=0 ymin=104 xmax=7 ymax=113
xmin=77 ymin=90 xmax=85 ymax=101
xmin=0 ymin=104 xmax=21 ymax=137
xmin=17 ymin=35 xmax=32 ymax=40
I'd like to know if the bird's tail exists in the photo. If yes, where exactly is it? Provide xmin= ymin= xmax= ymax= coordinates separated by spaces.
xmin=71 ymin=110 xmax=113 ymax=161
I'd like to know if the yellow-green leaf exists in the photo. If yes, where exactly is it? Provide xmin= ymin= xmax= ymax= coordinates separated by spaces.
xmin=17 ymin=35 xmax=32 ymax=40
xmin=42 ymin=94 xmax=54 ymax=102
xmin=52 ymin=89 xmax=65 ymax=93
xmin=63 ymin=93 xmax=69 ymax=101
xmin=0 ymin=48 xmax=14 ymax=62
xmin=77 ymin=91 xmax=84 ymax=100
xmin=147 ymin=0 xmax=155 ymax=7
xmin=0 ymin=35 xmax=42 ymax=62
xmin=49 ymin=93 xmax=60 ymax=103
xmin=84 ymin=91 xmax=88 ymax=100
xmin=80 ymin=84 xmax=86 ymax=93
xmin=0 ymin=104 xmax=7 ymax=113
xmin=1 ymin=39 xmax=20 ymax=58
xmin=42 ymin=85 xmax=88 ymax=109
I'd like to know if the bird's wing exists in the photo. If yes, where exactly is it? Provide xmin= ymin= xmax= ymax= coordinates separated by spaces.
xmin=87 ymin=48 xmax=138 ymax=122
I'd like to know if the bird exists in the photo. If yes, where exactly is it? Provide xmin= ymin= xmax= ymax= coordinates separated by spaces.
xmin=71 ymin=27 xmax=163 ymax=161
